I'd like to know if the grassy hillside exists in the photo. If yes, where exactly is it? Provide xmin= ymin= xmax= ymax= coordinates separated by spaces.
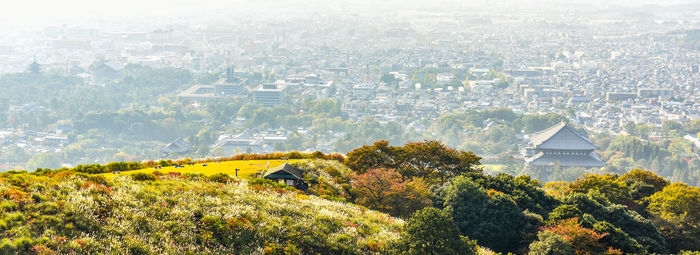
xmin=101 ymin=159 xmax=301 ymax=179
xmin=0 ymin=168 xmax=401 ymax=254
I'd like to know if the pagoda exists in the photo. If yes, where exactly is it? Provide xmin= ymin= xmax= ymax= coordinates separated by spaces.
xmin=524 ymin=122 xmax=605 ymax=169
xmin=27 ymin=56 xmax=41 ymax=74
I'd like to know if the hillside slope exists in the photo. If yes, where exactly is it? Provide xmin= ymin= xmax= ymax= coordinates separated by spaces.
xmin=0 ymin=171 xmax=401 ymax=254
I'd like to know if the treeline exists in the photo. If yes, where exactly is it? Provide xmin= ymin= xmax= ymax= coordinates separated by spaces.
xmin=600 ymin=135 xmax=700 ymax=186
xmin=429 ymin=109 xmax=569 ymax=155
xmin=340 ymin=140 xmax=699 ymax=254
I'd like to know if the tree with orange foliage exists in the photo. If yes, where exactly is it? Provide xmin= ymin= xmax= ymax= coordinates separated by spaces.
xmin=537 ymin=218 xmax=622 ymax=255
xmin=350 ymin=168 xmax=432 ymax=218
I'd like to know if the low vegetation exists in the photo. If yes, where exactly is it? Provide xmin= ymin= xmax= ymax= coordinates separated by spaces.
xmin=0 ymin=170 xmax=401 ymax=254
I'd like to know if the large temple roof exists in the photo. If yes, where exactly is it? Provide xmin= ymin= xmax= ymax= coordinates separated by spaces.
xmin=526 ymin=152 xmax=606 ymax=167
xmin=530 ymin=122 xmax=598 ymax=150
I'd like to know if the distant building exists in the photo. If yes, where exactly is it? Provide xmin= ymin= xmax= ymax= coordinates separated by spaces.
xmin=504 ymin=68 xmax=543 ymax=77
xmin=162 ymin=137 xmax=191 ymax=154
xmin=638 ymin=88 xmax=674 ymax=98
xmin=524 ymin=122 xmax=606 ymax=171
xmin=352 ymin=82 xmax=376 ymax=99
xmin=27 ymin=59 xmax=41 ymax=74
xmin=253 ymin=84 xmax=284 ymax=107
xmin=89 ymin=59 xmax=124 ymax=79
xmin=177 ymin=67 xmax=248 ymax=102
xmin=209 ymin=129 xmax=286 ymax=155
xmin=606 ymin=92 xmax=637 ymax=102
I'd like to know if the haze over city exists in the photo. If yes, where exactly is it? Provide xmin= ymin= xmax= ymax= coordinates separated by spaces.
xmin=0 ymin=1 xmax=699 ymax=254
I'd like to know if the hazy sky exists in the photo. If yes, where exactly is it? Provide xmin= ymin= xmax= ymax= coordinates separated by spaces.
xmin=1 ymin=0 xmax=694 ymax=28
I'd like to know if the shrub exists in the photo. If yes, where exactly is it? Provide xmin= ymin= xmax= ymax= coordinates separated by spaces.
xmin=131 ymin=172 xmax=156 ymax=181
xmin=208 ymin=173 xmax=234 ymax=183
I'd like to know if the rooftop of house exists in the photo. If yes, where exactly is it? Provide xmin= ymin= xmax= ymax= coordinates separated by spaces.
xmin=263 ymin=163 xmax=305 ymax=180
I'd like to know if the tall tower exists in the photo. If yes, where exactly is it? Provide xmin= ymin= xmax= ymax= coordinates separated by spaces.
xmin=27 ymin=55 xmax=41 ymax=74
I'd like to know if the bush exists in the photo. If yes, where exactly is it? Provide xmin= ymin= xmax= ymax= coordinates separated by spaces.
xmin=208 ymin=173 xmax=234 ymax=183
xmin=131 ymin=172 xmax=157 ymax=181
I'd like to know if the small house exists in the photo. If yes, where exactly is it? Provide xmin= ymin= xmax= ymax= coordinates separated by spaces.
xmin=263 ymin=163 xmax=308 ymax=190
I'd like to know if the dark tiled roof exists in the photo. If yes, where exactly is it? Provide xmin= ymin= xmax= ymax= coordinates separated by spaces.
xmin=263 ymin=163 xmax=304 ymax=179
xmin=162 ymin=137 xmax=191 ymax=153
xmin=526 ymin=152 xmax=606 ymax=167
xmin=530 ymin=122 xmax=598 ymax=150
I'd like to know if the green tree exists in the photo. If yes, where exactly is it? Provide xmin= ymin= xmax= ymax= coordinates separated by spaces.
xmin=561 ymin=192 xmax=668 ymax=253
xmin=568 ymin=174 xmax=633 ymax=206
xmin=25 ymin=153 xmax=61 ymax=170
xmin=345 ymin=140 xmax=481 ymax=183
xmin=440 ymin=176 xmax=525 ymax=253
xmin=344 ymin=140 xmax=402 ymax=173
xmin=392 ymin=207 xmax=477 ymax=255
xmin=618 ymin=169 xmax=669 ymax=201
xmin=528 ymin=231 xmax=575 ymax=255
xmin=645 ymin=183 xmax=700 ymax=252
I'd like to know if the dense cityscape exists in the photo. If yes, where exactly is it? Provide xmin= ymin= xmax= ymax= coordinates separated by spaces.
xmin=0 ymin=1 xmax=699 ymax=185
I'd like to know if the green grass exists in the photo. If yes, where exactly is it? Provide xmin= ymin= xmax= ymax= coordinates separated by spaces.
xmin=102 ymin=159 xmax=302 ymax=179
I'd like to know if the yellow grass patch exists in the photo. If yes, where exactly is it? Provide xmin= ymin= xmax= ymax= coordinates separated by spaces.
xmin=102 ymin=159 xmax=302 ymax=179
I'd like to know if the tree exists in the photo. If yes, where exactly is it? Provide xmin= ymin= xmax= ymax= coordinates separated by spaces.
xmin=25 ymin=153 xmax=61 ymax=170
xmin=460 ymin=172 xmax=559 ymax=217
xmin=560 ymin=192 xmax=668 ymax=253
xmin=398 ymin=141 xmax=482 ymax=182
xmin=541 ymin=218 xmax=620 ymax=255
xmin=440 ymin=176 xmax=526 ymax=253
xmin=568 ymin=174 xmax=633 ymax=206
xmin=528 ymin=231 xmax=574 ymax=255
xmin=618 ymin=169 xmax=669 ymax=200
xmin=345 ymin=140 xmax=481 ymax=184
xmin=685 ymin=119 xmax=700 ymax=134
xmin=645 ymin=183 xmax=700 ymax=252
xmin=350 ymin=168 xmax=432 ymax=218
xmin=392 ymin=207 xmax=477 ymax=255
xmin=662 ymin=120 xmax=684 ymax=136
xmin=380 ymin=73 xmax=396 ymax=84
xmin=344 ymin=140 xmax=402 ymax=173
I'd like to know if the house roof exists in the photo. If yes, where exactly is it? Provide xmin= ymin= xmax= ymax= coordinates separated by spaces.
xmin=263 ymin=163 xmax=304 ymax=180
xmin=530 ymin=122 xmax=598 ymax=150
xmin=162 ymin=137 xmax=191 ymax=153
xmin=526 ymin=152 xmax=606 ymax=167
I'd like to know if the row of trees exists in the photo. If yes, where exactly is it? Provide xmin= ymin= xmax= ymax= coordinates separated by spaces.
xmin=338 ymin=140 xmax=700 ymax=254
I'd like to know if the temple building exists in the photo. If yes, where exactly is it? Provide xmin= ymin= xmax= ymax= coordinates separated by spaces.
xmin=27 ymin=57 xmax=41 ymax=74
xmin=524 ymin=122 xmax=606 ymax=170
